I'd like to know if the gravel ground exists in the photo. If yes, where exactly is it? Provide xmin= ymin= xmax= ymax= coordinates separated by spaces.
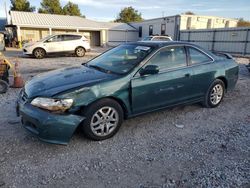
xmin=0 ymin=49 xmax=249 ymax=188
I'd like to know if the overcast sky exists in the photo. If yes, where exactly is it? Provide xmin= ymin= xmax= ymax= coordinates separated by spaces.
xmin=0 ymin=0 xmax=250 ymax=21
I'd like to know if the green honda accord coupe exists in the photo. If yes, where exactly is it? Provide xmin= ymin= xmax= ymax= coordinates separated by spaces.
xmin=17 ymin=41 xmax=239 ymax=144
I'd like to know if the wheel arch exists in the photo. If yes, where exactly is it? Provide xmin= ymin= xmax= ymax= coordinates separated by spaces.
xmin=216 ymin=76 xmax=228 ymax=90
xmin=32 ymin=47 xmax=46 ymax=55
xmin=107 ymin=96 xmax=128 ymax=118
xmin=80 ymin=96 xmax=129 ymax=119
xmin=75 ymin=46 xmax=86 ymax=52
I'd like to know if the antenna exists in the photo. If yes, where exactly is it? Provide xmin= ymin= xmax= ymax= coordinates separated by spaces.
xmin=162 ymin=11 xmax=165 ymax=17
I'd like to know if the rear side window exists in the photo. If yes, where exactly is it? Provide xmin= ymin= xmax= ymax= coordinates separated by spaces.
xmin=188 ymin=47 xmax=212 ymax=64
xmin=63 ymin=35 xmax=82 ymax=41
xmin=148 ymin=46 xmax=187 ymax=71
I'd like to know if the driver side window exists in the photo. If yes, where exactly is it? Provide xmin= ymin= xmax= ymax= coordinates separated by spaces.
xmin=147 ymin=46 xmax=187 ymax=72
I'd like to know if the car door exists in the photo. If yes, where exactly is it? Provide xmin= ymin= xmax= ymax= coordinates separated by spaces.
xmin=43 ymin=35 xmax=64 ymax=53
xmin=186 ymin=46 xmax=215 ymax=98
xmin=131 ymin=45 xmax=195 ymax=114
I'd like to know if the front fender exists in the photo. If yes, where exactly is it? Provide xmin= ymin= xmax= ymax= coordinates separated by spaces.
xmin=59 ymin=77 xmax=132 ymax=115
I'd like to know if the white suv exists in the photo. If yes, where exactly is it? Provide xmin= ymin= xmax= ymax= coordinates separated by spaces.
xmin=23 ymin=34 xmax=91 ymax=58
xmin=142 ymin=35 xmax=173 ymax=42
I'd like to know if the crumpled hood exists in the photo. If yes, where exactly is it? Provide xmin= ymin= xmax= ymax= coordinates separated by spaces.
xmin=25 ymin=65 xmax=116 ymax=98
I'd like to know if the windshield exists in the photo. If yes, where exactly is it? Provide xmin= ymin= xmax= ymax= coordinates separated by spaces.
xmin=38 ymin=35 xmax=53 ymax=42
xmin=87 ymin=44 xmax=154 ymax=74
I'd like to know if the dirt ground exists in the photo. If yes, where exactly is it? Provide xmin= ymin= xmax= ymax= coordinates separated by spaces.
xmin=0 ymin=49 xmax=249 ymax=188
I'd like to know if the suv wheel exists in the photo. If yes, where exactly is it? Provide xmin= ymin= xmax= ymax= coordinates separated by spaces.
xmin=75 ymin=47 xmax=85 ymax=57
xmin=81 ymin=99 xmax=124 ymax=140
xmin=33 ymin=48 xmax=45 ymax=59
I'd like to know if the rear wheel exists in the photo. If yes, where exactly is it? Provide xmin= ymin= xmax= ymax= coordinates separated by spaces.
xmin=0 ymin=80 xmax=9 ymax=94
xmin=75 ymin=47 xmax=85 ymax=57
xmin=81 ymin=99 xmax=124 ymax=140
xmin=203 ymin=79 xmax=225 ymax=108
xmin=33 ymin=48 xmax=45 ymax=59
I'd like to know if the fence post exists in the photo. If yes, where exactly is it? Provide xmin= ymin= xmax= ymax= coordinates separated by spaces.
xmin=188 ymin=31 xmax=191 ymax=42
xmin=211 ymin=29 xmax=216 ymax=51
xmin=244 ymin=29 xmax=249 ymax=56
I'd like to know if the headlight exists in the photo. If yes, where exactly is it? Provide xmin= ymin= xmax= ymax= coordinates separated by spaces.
xmin=24 ymin=44 xmax=33 ymax=48
xmin=31 ymin=97 xmax=73 ymax=113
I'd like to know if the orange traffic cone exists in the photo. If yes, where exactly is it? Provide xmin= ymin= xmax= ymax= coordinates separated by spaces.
xmin=12 ymin=60 xmax=24 ymax=88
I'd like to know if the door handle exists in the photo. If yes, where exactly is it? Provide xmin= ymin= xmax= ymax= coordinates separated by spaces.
xmin=185 ymin=73 xmax=191 ymax=78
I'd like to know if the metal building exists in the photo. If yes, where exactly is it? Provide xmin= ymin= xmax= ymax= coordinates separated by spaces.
xmin=131 ymin=15 xmax=238 ymax=41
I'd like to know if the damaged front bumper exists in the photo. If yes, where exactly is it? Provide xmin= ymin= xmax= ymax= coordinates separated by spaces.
xmin=17 ymin=100 xmax=85 ymax=145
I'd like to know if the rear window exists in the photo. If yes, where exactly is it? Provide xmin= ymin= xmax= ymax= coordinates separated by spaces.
xmin=152 ymin=37 xmax=171 ymax=41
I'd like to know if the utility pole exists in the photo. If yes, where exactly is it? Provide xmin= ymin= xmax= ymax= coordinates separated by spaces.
xmin=4 ymin=0 xmax=9 ymax=24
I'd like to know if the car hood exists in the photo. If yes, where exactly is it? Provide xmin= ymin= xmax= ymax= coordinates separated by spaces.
xmin=23 ymin=41 xmax=40 ymax=47
xmin=25 ymin=65 xmax=117 ymax=98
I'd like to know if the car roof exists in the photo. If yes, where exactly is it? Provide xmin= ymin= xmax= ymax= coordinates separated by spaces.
xmin=126 ymin=41 xmax=216 ymax=58
xmin=128 ymin=41 xmax=196 ymax=47
xmin=152 ymin=36 xmax=171 ymax=38
xmin=51 ymin=33 xmax=82 ymax=37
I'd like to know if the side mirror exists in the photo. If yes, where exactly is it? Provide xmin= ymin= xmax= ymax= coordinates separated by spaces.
xmin=139 ymin=65 xmax=159 ymax=76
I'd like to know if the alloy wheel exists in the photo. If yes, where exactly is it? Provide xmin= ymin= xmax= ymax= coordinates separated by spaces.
xmin=90 ymin=106 xmax=119 ymax=136
xmin=210 ymin=84 xmax=224 ymax=105
xmin=76 ymin=48 xmax=85 ymax=57
xmin=34 ymin=49 xmax=44 ymax=58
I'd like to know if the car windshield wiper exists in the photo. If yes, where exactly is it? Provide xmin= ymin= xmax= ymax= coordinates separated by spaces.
xmin=84 ymin=64 xmax=123 ymax=75
xmin=87 ymin=64 xmax=112 ymax=74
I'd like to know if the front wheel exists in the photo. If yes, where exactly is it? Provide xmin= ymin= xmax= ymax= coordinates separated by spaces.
xmin=203 ymin=79 xmax=225 ymax=108
xmin=81 ymin=99 xmax=124 ymax=141
xmin=33 ymin=48 xmax=45 ymax=59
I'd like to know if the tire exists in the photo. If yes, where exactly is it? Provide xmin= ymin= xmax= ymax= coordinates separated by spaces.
xmin=81 ymin=98 xmax=124 ymax=141
xmin=33 ymin=48 xmax=46 ymax=59
xmin=0 ymin=80 xmax=9 ymax=94
xmin=203 ymin=79 xmax=225 ymax=108
xmin=75 ymin=47 xmax=85 ymax=57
